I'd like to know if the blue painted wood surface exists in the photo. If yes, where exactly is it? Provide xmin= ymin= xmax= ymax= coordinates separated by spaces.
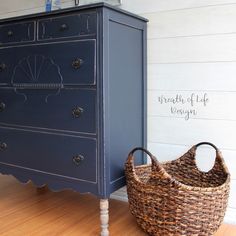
xmin=0 ymin=40 xmax=96 ymax=85
xmin=0 ymin=3 xmax=147 ymax=198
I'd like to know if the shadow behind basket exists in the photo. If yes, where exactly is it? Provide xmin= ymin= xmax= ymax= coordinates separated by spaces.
xmin=125 ymin=142 xmax=230 ymax=236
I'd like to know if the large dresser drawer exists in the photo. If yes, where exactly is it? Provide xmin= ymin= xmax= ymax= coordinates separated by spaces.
xmin=0 ymin=127 xmax=97 ymax=182
xmin=0 ymin=21 xmax=35 ymax=45
xmin=38 ymin=12 xmax=96 ymax=41
xmin=0 ymin=40 xmax=96 ymax=85
xmin=0 ymin=88 xmax=96 ymax=134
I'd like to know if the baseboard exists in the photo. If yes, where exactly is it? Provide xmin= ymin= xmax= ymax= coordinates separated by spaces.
xmin=110 ymin=186 xmax=128 ymax=202
xmin=224 ymin=207 xmax=236 ymax=225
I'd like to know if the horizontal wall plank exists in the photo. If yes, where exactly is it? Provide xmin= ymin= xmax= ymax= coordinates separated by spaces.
xmin=225 ymin=207 xmax=236 ymax=224
xmin=148 ymin=34 xmax=236 ymax=63
xmin=0 ymin=0 xmax=53 ymax=14
xmin=80 ymin=0 xmax=121 ymax=5
xmin=120 ymin=0 xmax=236 ymax=14
xmin=0 ymin=0 xmax=120 ymax=19
xmin=222 ymin=149 xmax=236 ymax=180
xmin=0 ymin=0 xmax=71 ymax=15
xmin=0 ymin=1 xmax=74 ymax=19
xmin=148 ymin=90 xmax=236 ymax=120
xmin=148 ymin=117 xmax=236 ymax=150
xmin=143 ymin=4 xmax=236 ymax=39
xmin=148 ymin=62 xmax=236 ymax=91
xmin=229 ymin=180 xmax=236 ymax=208
xmin=147 ymin=142 xmax=236 ymax=179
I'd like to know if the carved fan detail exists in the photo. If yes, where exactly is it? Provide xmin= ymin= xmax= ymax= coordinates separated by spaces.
xmin=11 ymin=55 xmax=63 ymax=87
xmin=11 ymin=55 xmax=63 ymax=102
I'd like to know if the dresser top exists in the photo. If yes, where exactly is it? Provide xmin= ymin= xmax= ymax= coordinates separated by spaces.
xmin=0 ymin=2 xmax=148 ymax=24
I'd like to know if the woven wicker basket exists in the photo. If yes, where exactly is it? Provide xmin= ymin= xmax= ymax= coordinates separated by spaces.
xmin=125 ymin=142 xmax=230 ymax=236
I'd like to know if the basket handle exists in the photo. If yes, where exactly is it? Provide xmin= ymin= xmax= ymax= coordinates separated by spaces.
xmin=128 ymin=147 xmax=155 ymax=160
xmin=126 ymin=147 xmax=163 ymax=173
xmin=192 ymin=142 xmax=229 ymax=173
xmin=195 ymin=142 xmax=219 ymax=151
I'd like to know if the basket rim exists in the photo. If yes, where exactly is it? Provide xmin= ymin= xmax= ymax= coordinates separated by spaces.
xmin=131 ymin=162 xmax=230 ymax=192
xmin=126 ymin=144 xmax=231 ymax=192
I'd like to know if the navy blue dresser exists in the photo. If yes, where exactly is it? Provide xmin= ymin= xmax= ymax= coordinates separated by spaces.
xmin=0 ymin=3 xmax=147 ymax=235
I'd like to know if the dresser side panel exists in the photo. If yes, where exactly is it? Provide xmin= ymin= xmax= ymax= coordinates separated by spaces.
xmin=103 ymin=10 xmax=147 ymax=196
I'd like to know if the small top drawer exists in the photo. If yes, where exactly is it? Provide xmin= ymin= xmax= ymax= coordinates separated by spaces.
xmin=0 ymin=21 xmax=35 ymax=45
xmin=38 ymin=12 xmax=96 ymax=41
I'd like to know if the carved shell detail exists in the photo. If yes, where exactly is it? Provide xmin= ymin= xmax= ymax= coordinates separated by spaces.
xmin=11 ymin=55 xmax=63 ymax=88
xmin=11 ymin=55 xmax=63 ymax=102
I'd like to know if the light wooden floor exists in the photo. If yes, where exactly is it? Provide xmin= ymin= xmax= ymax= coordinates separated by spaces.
xmin=0 ymin=174 xmax=235 ymax=236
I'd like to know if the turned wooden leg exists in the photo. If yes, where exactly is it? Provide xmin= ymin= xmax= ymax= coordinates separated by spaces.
xmin=100 ymin=199 xmax=109 ymax=236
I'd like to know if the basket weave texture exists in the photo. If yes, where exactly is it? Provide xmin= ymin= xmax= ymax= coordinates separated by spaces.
xmin=125 ymin=142 xmax=230 ymax=236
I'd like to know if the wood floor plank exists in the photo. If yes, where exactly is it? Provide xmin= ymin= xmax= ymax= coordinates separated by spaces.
xmin=0 ymin=174 xmax=235 ymax=236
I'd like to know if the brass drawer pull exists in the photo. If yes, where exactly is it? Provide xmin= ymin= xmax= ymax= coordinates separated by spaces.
xmin=72 ymin=106 xmax=83 ymax=118
xmin=0 ymin=142 xmax=7 ymax=151
xmin=0 ymin=102 xmax=5 ymax=112
xmin=0 ymin=63 xmax=6 ymax=72
xmin=60 ymin=23 xmax=68 ymax=31
xmin=72 ymin=58 xmax=83 ymax=69
xmin=72 ymin=155 xmax=84 ymax=165
xmin=7 ymin=30 xmax=13 ymax=37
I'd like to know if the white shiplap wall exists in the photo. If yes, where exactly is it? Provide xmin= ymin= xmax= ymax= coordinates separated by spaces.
xmin=0 ymin=0 xmax=120 ymax=19
xmin=120 ymin=0 xmax=236 ymax=224
xmin=0 ymin=0 xmax=235 ymax=224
